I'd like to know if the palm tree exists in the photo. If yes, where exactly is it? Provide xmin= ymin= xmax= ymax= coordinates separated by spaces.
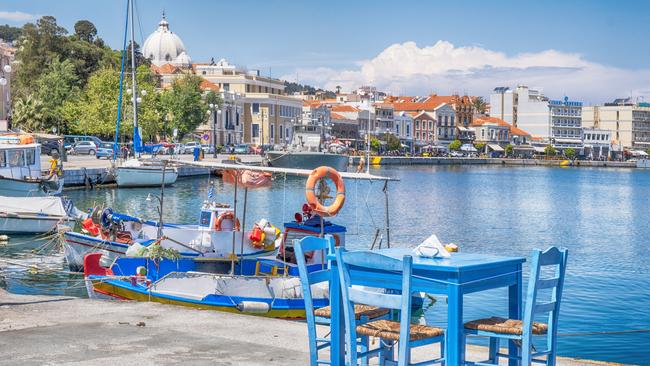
xmin=336 ymin=85 xmax=341 ymax=95
xmin=472 ymin=97 xmax=487 ymax=114
xmin=12 ymin=95 xmax=45 ymax=132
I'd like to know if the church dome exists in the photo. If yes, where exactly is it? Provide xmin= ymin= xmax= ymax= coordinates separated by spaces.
xmin=142 ymin=13 xmax=189 ymax=67
xmin=174 ymin=51 xmax=192 ymax=67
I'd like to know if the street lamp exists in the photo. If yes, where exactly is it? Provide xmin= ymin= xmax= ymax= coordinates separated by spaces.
xmin=207 ymin=103 xmax=220 ymax=158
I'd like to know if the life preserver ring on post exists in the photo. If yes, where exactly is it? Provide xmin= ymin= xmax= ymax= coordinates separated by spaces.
xmin=214 ymin=211 xmax=241 ymax=231
xmin=305 ymin=166 xmax=345 ymax=217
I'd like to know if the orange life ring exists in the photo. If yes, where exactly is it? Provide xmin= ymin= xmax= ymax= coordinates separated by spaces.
xmin=214 ymin=211 xmax=241 ymax=231
xmin=305 ymin=166 xmax=345 ymax=217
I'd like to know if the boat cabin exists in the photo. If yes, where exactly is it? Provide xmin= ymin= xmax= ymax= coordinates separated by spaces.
xmin=0 ymin=134 xmax=43 ymax=180
xmin=199 ymin=201 xmax=238 ymax=231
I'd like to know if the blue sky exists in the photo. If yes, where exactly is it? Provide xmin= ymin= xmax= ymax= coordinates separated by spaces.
xmin=2 ymin=0 xmax=649 ymax=102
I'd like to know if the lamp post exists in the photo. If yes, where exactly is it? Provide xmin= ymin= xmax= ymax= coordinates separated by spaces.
xmin=0 ymin=63 xmax=11 ymax=127
xmin=207 ymin=103 xmax=220 ymax=158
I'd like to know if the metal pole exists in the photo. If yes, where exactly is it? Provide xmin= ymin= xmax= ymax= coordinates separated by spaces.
xmin=230 ymin=175 xmax=239 ymax=274
xmin=158 ymin=161 xmax=166 ymax=238
xmin=239 ymin=187 xmax=248 ymax=275
xmin=383 ymin=180 xmax=390 ymax=248
xmin=129 ymin=0 xmax=139 ymax=156
xmin=212 ymin=107 xmax=217 ymax=158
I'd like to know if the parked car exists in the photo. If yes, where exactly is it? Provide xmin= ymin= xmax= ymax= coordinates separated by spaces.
xmin=96 ymin=142 xmax=115 ymax=159
xmin=233 ymin=144 xmax=250 ymax=154
xmin=38 ymin=139 xmax=63 ymax=155
xmin=64 ymin=135 xmax=102 ymax=151
xmin=70 ymin=141 xmax=97 ymax=155
xmin=182 ymin=141 xmax=201 ymax=154
xmin=201 ymin=144 xmax=215 ymax=154
xmin=448 ymin=151 xmax=464 ymax=158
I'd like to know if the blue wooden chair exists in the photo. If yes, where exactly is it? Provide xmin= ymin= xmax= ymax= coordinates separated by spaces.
xmin=464 ymin=247 xmax=569 ymax=366
xmin=336 ymin=247 xmax=445 ymax=366
xmin=295 ymin=236 xmax=390 ymax=366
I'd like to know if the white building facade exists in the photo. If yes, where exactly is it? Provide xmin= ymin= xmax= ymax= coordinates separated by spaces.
xmin=549 ymin=97 xmax=583 ymax=150
xmin=490 ymin=85 xmax=550 ymax=138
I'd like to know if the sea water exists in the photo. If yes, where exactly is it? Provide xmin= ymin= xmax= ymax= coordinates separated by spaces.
xmin=1 ymin=165 xmax=648 ymax=364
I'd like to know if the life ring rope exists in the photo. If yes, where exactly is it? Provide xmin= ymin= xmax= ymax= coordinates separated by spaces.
xmin=214 ymin=211 xmax=241 ymax=231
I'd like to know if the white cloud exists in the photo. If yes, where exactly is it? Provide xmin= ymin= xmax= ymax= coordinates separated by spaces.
xmin=283 ymin=41 xmax=650 ymax=103
xmin=0 ymin=10 xmax=37 ymax=22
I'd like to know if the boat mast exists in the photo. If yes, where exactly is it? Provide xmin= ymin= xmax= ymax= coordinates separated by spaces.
xmin=113 ymin=0 xmax=129 ymax=160
xmin=129 ymin=0 xmax=140 ymax=155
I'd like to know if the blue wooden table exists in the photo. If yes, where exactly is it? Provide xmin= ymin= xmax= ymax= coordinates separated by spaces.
xmin=328 ymin=248 xmax=526 ymax=366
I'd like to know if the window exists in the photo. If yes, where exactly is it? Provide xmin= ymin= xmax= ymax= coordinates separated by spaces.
xmin=0 ymin=151 xmax=5 ymax=167
xmin=270 ymin=125 xmax=275 ymax=140
xmin=8 ymin=150 xmax=24 ymax=167
xmin=280 ymin=125 xmax=284 ymax=139
xmin=252 ymin=124 xmax=260 ymax=138
xmin=415 ymin=120 xmax=420 ymax=129
xmin=416 ymin=132 xmax=420 ymax=140
xmin=438 ymin=116 xmax=442 ymax=125
xmin=236 ymin=112 xmax=240 ymax=126
xmin=451 ymin=116 xmax=455 ymax=125
xmin=269 ymin=105 xmax=274 ymax=116
xmin=25 ymin=149 xmax=35 ymax=165
xmin=444 ymin=116 xmax=448 ymax=125
xmin=223 ymin=83 xmax=230 ymax=91
xmin=252 ymin=103 xmax=260 ymax=114
xmin=429 ymin=121 xmax=433 ymax=129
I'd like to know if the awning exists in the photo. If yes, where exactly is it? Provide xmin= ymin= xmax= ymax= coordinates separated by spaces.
xmin=457 ymin=126 xmax=473 ymax=132
xmin=533 ymin=146 xmax=546 ymax=153
xmin=513 ymin=145 xmax=535 ymax=150
xmin=487 ymin=144 xmax=504 ymax=152
xmin=633 ymin=150 xmax=648 ymax=156
xmin=554 ymin=138 xmax=582 ymax=144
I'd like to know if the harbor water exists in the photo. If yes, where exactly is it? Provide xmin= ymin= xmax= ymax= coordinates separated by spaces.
xmin=1 ymin=165 xmax=649 ymax=364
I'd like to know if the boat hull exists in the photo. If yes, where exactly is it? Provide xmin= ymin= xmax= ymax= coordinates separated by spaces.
xmin=115 ymin=167 xmax=178 ymax=187
xmin=266 ymin=151 xmax=349 ymax=171
xmin=0 ymin=177 xmax=47 ymax=197
xmin=0 ymin=214 xmax=69 ymax=234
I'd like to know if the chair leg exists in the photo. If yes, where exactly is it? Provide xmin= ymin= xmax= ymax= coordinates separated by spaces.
xmin=379 ymin=339 xmax=394 ymax=366
xmin=440 ymin=336 xmax=446 ymax=366
xmin=488 ymin=337 xmax=499 ymax=364
xmin=360 ymin=336 xmax=369 ymax=366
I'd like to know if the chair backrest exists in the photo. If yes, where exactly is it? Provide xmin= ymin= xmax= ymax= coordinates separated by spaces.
xmin=523 ymin=246 xmax=568 ymax=352
xmin=336 ymin=248 xmax=415 ymax=364
xmin=294 ymin=235 xmax=336 ymax=366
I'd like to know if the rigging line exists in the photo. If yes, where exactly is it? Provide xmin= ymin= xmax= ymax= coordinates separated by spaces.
xmin=134 ymin=0 xmax=145 ymax=49
xmin=113 ymin=0 xmax=130 ymax=159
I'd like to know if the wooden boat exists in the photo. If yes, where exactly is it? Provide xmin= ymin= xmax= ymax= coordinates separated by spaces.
xmin=0 ymin=196 xmax=78 ymax=234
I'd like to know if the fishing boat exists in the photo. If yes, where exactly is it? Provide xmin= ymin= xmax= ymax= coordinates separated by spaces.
xmin=265 ymin=123 xmax=349 ymax=171
xmin=0 ymin=196 xmax=80 ymax=234
xmin=0 ymin=133 xmax=62 ymax=197
xmin=63 ymin=202 xmax=279 ymax=271
xmin=111 ymin=0 xmax=178 ymax=188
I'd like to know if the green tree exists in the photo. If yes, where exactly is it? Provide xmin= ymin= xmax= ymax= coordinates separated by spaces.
xmin=12 ymin=95 xmax=44 ymax=131
xmin=545 ymin=144 xmax=557 ymax=157
xmin=448 ymin=139 xmax=462 ymax=151
xmin=646 ymin=147 xmax=650 ymax=156
xmin=369 ymin=136 xmax=380 ymax=152
xmin=124 ymin=65 xmax=163 ymax=141
xmin=504 ymin=144 xmax=513 ymax=157
xmin=386 ymin=133 xmax=401 ymax=151
xmin=35 ymin=59 xmax=80 ymax=131
xmin=564 ymin=147 xmax=576 ymax=159
xmin=73 ymin=20 xmax=97 ymax=42
xmin=160 ymin=74 xmax=207 ymax=138
xmin=0 ymin=24 xmax=22 ymax=42
xmin=474 ymin=142 xmax=486 ymax=152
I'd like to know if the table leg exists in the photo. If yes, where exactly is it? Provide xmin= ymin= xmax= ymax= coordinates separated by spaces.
xmin=330 ymin=261 xmax=345 ymax=366
xmin=447 ymin=285 xmax=464 ymax=366
xmin=508 ymin=264 xmax=523 ymax=366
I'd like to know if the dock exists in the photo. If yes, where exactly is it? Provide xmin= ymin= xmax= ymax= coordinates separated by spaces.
xmin=350 ymin=156 xmax=636 ymax=168
xmin=0 ymin=289 xmax=622 ymax=365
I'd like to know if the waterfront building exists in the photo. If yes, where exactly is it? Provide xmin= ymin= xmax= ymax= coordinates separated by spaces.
xmin=490 ymin=85 xmax=550 ymax=138
xmin=374 ymin=104 xmax=394 ymax=136
xmin=194 ymin=88 xmax=244 ymax=146
xmin=0 ymin=40 xmax=15 ymax=131
xmin=582 ymin=128 xmax=612 ymax=160
xmin=433 ymin=103 xmax=457 ymax=146
xmin=471 ymin=116 xmax=510 ymax=155
xmin=412 ymin=111 xmax=435 ymax=145
xmin=142 ymin=13 xmax=192 ymax=67
xmin=385 ymin=93 xmax=473 ymax=127
xmin=582 ymin=98 xmax=650 ymax=151
xmin=549 ymin=96 xmax=583 ymax=151
xmin=393 ymin=111 xmax=414 ymax=150
xmin=330 ymin=112 xmax=358 ymax=140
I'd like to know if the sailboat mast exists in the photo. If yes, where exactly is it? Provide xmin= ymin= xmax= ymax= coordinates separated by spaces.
xmin=129 ymin=0 xmax=139 ymax=152
xmin=113 ymin=0 xmax=129 ymax=160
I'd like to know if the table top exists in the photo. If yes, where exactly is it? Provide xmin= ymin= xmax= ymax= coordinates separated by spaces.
xmin=368 ymin=248 xmax=525 ymax=273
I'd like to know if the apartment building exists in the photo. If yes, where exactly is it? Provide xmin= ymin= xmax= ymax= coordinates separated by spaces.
xmin=490 ymin=85 xmax=550 ymax=138
xmin=582 ymin=98 xmax=650 ymax=151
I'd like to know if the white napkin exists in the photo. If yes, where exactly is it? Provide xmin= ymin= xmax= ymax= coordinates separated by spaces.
xmin=413 ymin=234 xmax=451 ymax=258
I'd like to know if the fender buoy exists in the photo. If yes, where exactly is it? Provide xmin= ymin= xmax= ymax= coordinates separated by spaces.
xmin=214 ymin=211 xmax=241 ymax=231
xmin=305 ymin=166 xmax=345 ymax=217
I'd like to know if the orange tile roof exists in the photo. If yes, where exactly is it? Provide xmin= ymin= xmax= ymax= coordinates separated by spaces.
xmin=331 ymin=105 xmax=359 ymax=113
xmin=199 ymin=79 xmax=221 ymax=92
xmin=330 ymin=112 xmax=349 ymax=120
xmin=472 ymin=116 xmax=531 ymax=136
xmin=151 ymin=63 xmax=183 ymax=75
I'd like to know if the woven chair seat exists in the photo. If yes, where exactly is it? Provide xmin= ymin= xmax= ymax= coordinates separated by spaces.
xmin=356 ymin=319 xmax=444 ymax=341
xmin=314 ymin=305 xmax=390 ymax=320
xmin=464 ymin=316 xmax=548 ymax=335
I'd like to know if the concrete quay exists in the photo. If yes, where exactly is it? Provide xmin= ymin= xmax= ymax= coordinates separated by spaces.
xmin=350 ymin=156 xmax=636 ymax=168
xmin=0 ymin=290 xmax=622 ymax=366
